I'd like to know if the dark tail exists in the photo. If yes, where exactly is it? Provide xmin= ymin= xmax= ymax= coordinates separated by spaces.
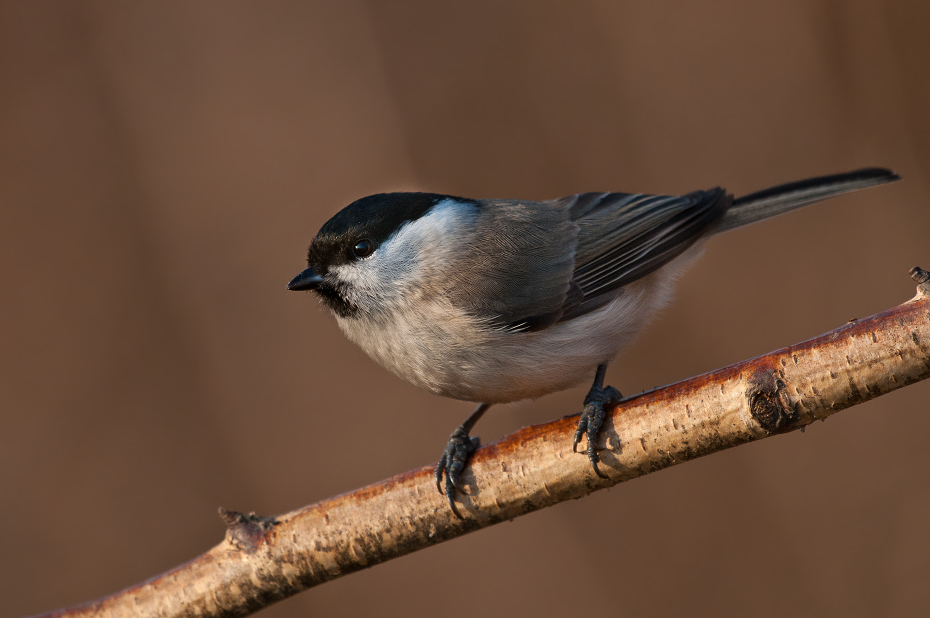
xmin=712 ymin=167 xmax=900 ymax=235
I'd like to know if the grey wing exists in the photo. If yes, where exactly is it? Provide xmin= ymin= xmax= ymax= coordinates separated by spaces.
xmin=555 ymin=188 xmax=732 ymax=322
xmin=447 ymin=199 xmax=579 ymax=332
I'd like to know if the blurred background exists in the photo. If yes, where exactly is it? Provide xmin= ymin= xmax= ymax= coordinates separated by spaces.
xmin=2 ymin=1 xmax=928 ymax=616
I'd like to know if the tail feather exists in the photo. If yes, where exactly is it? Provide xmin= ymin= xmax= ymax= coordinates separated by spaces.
xmin=712 ymin=167 xmax=900 ymax=235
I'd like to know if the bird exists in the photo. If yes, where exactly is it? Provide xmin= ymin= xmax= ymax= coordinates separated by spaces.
xmin=287 ymin=168 xmax=899 ymax=516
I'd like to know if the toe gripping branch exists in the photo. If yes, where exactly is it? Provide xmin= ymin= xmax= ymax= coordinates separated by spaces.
xmin=435 ymin=365 xmax=623 ymax=517
xmin=573 ymin=364 xmax=622 ymax=479
xmin=435 ymin=403 xmax=490 ymax=518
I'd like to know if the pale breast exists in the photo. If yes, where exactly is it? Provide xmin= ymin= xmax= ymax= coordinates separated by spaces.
xmin=335 ymin=257 xmax=686 ymax=403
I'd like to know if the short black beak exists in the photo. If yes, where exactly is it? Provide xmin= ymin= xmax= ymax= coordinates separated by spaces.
xmin=287 ymin=267 xmax=324 ymax=291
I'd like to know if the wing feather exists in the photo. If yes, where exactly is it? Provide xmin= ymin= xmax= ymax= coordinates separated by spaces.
xmin=555 ymin=188 xmax=731 ymax=321
xmin=449 ymin=189 xmax=730 ymax=333
xmin=446 ymin=199 xmax=578 ymax=332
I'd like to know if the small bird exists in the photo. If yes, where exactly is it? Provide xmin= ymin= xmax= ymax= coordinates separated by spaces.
xmin=288 ymin=168 xmax=899 ymax=515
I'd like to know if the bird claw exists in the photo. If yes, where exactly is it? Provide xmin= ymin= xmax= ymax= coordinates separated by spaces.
xmin=573 ymin=385 xmax=622 ymax=478
xmin=435 ymin=426 xmax=480 ymax=518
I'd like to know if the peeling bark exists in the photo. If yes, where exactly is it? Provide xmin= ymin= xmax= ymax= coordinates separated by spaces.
xmin=36 ymin=269 xmax=930 ymax=618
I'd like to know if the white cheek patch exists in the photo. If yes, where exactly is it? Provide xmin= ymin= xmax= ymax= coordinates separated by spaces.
xmin=332 ymin=199 xmax=477 ymax=307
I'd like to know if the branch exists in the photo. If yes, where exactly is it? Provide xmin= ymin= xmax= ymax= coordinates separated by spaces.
xmin=37 ymin=268 xmax=930 ymax=618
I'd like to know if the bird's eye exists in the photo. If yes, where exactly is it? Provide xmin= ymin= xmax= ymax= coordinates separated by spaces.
xmin=353 ymin=239 xmax=374 ymax=258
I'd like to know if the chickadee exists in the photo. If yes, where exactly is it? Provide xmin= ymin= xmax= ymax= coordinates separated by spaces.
xmin=288 ymin=168 xmax=899 ymax=515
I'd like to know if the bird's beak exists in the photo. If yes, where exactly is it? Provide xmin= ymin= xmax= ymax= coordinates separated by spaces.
xmin=286 ymin=267 xmax=324 ymax=291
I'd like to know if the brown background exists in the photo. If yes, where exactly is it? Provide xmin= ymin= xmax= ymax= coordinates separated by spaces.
xmin=2 ymin=2 xmax=928 ymax=617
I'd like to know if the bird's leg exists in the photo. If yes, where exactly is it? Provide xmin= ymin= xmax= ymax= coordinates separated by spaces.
xmin=435 ymin=402 xmax=491 ymax=518
xmin=573 ymin=364 xmax=622 ymax=478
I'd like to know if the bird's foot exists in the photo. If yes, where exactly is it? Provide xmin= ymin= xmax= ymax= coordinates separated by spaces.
xmin=573 ymin=384 xmax=622 ymax=478
xmin=435 ymin=425 xmax=480 ymax=518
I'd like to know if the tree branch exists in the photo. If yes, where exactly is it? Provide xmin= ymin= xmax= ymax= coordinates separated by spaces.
xmin=36 ymin=268 xmax=930 ymax=618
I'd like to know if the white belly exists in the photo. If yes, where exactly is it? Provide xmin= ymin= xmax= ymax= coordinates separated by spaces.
xmin=335 ymin=263 xmax=683 ymax=404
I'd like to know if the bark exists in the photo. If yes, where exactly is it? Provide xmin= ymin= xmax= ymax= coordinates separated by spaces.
xmin=37 ymin=269 xmax=930 ymax=618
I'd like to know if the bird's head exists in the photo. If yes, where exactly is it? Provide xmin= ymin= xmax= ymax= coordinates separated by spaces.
xmin=287 ymin=192 xmax=478 ymax=318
